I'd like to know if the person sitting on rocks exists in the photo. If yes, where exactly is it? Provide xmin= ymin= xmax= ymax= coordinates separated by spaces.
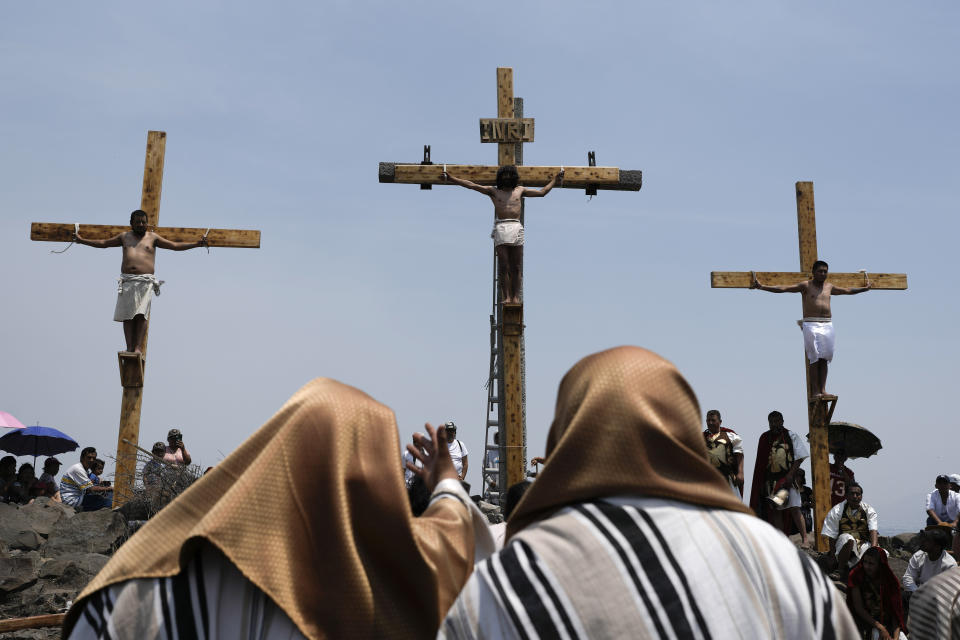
xmin=925 ymin=474 xmax=960 ymax=527
xmin=60 ymin=447 xmax=113 ymax=511
xmin=902 ymin=527 xmax=957 ymax=614
xmin=34 ymin=457 xmax=62 ymax=499
xmin=847 ymin=547 xmax=905 ymax=640
xmin=906 ymin=526 xmax=960 ymax=638
xmin=7 ymin=463 xmax=37 ymax=504
xmin=821 ymin=482 xmax=879 ymax=579
xmin=0 ymin=455 xmax=16 ymax=502
xmin=90 ymin=458 xmax=113 ymax=503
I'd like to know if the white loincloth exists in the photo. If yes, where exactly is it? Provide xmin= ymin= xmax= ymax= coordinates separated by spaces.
xmin=114 ymin=274 xmax=163 ymax=322
xmin=491 ymin=219 xmax=524 ymax=246
xmin=799 ymin=318 xmax=834 ymax=363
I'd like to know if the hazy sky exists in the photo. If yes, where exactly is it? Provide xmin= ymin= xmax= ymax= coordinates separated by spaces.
xmin=2 ymin=2 xmax=957 ymax=533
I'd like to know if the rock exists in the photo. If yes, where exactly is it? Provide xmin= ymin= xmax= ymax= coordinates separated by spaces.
xmin=10 ymin=531 xmax=43 ymax=552
xmin=18 ymin=498 xmax=73 ymax=537
xmin=891 ymin=531 xmax=921 ymax=552
xmin=44 ymin=510 xmax=128 ymax=556
xmin=0 ymin=504 xmax=33 ymax=542
xmin=38 ymin=553 xmax=109 ymax=590
xmin=0 ymin=556 xmax=39 ymax=594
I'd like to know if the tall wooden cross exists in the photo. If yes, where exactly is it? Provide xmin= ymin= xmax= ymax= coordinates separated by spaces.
xmin=711 ymin=181 xmax=907 ymax=550
xmin=30 ymin=131 xmax=260 ymax=506
xmin=379 ymin=68 xmax=641 ymax=488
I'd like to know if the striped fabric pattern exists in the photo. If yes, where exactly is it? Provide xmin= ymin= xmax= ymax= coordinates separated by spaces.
xmin=908 ymin=566 xmax=960 ymax=639
xmin=441 ymin=496 xmax=859 ymax=640
xmin=68 ymin=543 xmax=307 ymax=640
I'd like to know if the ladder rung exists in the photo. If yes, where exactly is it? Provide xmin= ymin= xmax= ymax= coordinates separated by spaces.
xmin=485 ymin=444 xmax=500 ymax=451
xmin=486 ymin=419 xmax=499 ymax=427
xmin=488 ymin=396 xmax=499 ymax=404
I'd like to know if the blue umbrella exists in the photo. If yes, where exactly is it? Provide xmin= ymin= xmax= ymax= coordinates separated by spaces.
xmin=0 ymin=425 xmax=79 ymax=465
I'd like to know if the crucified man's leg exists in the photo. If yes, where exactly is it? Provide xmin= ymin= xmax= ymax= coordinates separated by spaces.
xmin=808 ymin=359 xmax=822 ymax=397
xmin=122 ymin=320 xmax=136 ymax=352
xmin=508 ymin=246 xmax=523 ymax=303
xmin=816 ymin=360 xmax=828 ymax=396
xmin=132 ymin=315 xmax=148 ymax=354
xmin=496 ymin=246 xmax=512 ymax=303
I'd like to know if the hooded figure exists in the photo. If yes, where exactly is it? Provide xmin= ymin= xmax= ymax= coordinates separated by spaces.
xmin=847 ymin=547 xmax=906 ymax=638
xmin=65 ymin=378 xmax=493 ymax=639
xmin=441 ymin=346 xmax=858 ymax=639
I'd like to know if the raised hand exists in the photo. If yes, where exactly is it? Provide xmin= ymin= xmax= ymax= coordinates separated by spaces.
xmin=406 ymin=422 xmax=459 ymax=492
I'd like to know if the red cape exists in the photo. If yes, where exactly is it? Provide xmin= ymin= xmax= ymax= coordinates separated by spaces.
xmin=749 ymin=429 xmax=795 ymax=513
xmin=847 ymin=548 xmax=906 ymax=633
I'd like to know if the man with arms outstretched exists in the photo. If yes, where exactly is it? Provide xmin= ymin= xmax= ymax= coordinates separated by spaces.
xmin=442 ymin=165 xmax=563 ymax=303
xmin=74 ymin=209 xmax=207 ymax=353
xmin=751 ymin=260 xmax=871 ymax=397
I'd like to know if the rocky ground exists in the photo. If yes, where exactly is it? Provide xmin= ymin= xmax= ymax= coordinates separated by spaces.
xmin=0 ymin=498 xmax=129 ymax=640
xmin=0 ymin=497 xmax=929 ymax=639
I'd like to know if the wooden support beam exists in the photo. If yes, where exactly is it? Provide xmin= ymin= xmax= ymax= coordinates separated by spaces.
xmin=710 ymin=271 xmax=907 ymax=289
xmin=497 ymin=68 xmax=516 ymax=166
xmin=118 ymin=352 xmax=145 ymax=388
xmin=379 ymin=163 xmax=642 ymax=191
xmin=501 ymin=303 xmax=526 ymax=488
xmin=0 ymin=613 xmax=66 ymax=632
xmin=809 ymin=395 xmax=838 ymax=550
xmin=31 ymin=223 xmax=261 ymax=248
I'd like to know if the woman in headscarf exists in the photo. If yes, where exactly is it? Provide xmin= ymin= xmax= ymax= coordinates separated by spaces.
xmin=847 ymin=546 xmax=906 ymax=639
xmin=440 ymin=346 xmax=859 ymax=639
xmin=64 ymin=378 xmax=493 ymax=639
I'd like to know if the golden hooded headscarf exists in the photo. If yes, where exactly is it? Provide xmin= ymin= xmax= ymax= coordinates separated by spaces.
xmin=63 ymin=378 xmax=477 ymax=639
xmin=507 ymin=346 xmax=752 ymax=538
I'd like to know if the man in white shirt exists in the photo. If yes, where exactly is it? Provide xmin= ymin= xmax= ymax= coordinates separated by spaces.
xmin=444 ymin=422 xmax=469 ymax=482
xmin=401 ymin=433 xmax=424 ymax=487
xmin=903 ymin=526 xmax=957 ymax=614
xmin=820 ymin=482 xmax=879 ymax=575
xmin=925 ymin=474 xmax=960 ymax=526
xmin=59 ymin=447 xmax=113 ymax=510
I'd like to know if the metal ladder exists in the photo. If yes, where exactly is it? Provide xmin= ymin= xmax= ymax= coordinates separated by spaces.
xmin=482 ymin=253 xmax=504 ymax=503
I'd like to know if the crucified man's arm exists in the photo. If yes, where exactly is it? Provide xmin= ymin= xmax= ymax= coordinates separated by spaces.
xmin=154 ymin=233 xmax=208 ymax=251
xmin=74 ymin=232 xmax=123 ymax=249
xmin=522 ymin=169 xmax=564 ymax=198
xmin=441 ymin=171 xmax=495 ymax=196
xmin=750 ymin=272 xmax=804 ymax=293
xmin=831 ymin=280 xmax=872 ymax=295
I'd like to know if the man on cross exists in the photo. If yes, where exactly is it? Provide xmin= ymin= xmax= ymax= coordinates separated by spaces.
xmin=74 ymin=209 xmax=208 ymax=353
xmin=750 ymin=260 xmax=871 ymax=397
xmin=442 ymin=165 xmax=564 ymax=304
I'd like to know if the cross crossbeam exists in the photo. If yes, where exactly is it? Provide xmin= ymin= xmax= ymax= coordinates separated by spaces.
xmin=379 ymin=163 xmax=642 ymax=191
xmin=31 ymin=223 xmax=260 ymax=247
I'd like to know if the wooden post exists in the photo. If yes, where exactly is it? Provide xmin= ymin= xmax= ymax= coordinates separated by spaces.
xmin=710 ymin=181 xmax=907 ymax=552
xmin=502 ymin=303 xmax=525 ymax=487
xmin=796 ymin=182 xmax=832 ymax=551
xmin=112 ymin=131 xmax=165 ymax=506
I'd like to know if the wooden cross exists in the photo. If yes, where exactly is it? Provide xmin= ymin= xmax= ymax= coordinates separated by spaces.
xmin=379 ymin=68 xmax=641 ymax=489
xmin=711 ymin=181 xmax=907 ymax=551
xmin=30 ymin=131 xmax=260 ymax=505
